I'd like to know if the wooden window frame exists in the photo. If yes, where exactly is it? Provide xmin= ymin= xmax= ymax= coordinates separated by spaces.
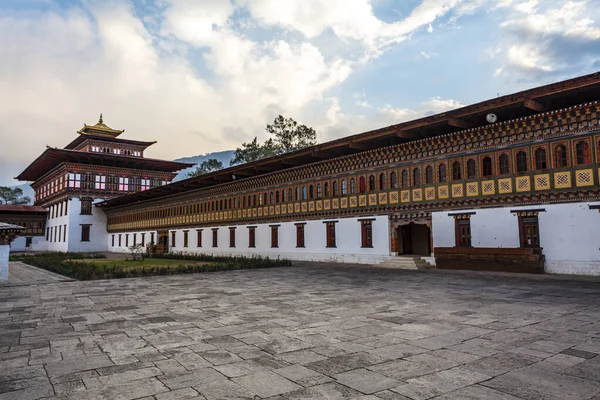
xmin=183 ymin=230 xmax=189 ymax=247
xmin=80 ymin=197 xmax=93 ymax=215
xmin=295 ymin=223 xmax=305 ymax=248
xmin=212 ymin=228 xmax=218 ymax=248
xmin=197 ymin=229 xmax=203 ymax=247
xmin=325 ymin=221 xmax=337 ymax=248
xmin=360 ymin=219 xmax=374 ymax=248
xmin=481 ymin=155 xmax=493 ymax=177
xmin=574 ymin=139 xmax=592 ymax=165
xmin=229 ymin=227 xmax=235 ymax=248
xmin=171 ymin=231 xmax=176 ymax=248
xmin=270 ymin=225 xmax=279 ymax=248
xmin=553 ymin=143 xmax=569 ymax=168
xmin=81 ymin=224 xmax=91 ymax=242
xmin=248 ymin=227 xmax=256 ymax=248
xmin=515 ymin=149 xmax=529 ymax=173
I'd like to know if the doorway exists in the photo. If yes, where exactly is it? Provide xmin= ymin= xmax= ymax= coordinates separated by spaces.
xmin=156 ymin=230 xmax=169 ymax=254
xmin=398 ymin=223 xmax=431 ymax=256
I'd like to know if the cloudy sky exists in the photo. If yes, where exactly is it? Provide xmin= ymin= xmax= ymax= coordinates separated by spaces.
xmin=1 ymin=0 xmax=599 ymax=186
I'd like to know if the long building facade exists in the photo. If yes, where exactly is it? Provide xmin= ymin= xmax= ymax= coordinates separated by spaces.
xmin=9 ymin=73 xmax=600 ymax=275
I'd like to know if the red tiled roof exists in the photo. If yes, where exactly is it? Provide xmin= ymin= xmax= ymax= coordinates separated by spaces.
xmin=0 ymin=205 xmax=47 ymax=212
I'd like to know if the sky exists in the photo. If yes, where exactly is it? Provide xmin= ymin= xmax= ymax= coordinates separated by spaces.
xmin=1 ymin=0 xmax=599 ymax=186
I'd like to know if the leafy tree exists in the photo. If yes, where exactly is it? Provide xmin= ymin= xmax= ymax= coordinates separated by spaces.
xmin=187 ymin=158 xmax=224 ymax=177
xmin=266 ymin=115 xmax=317 ymax=154
xmin=230 ymin=116 xmax=317 ymax=166
xmin=0 ymin=186 xmax=31 ymax=205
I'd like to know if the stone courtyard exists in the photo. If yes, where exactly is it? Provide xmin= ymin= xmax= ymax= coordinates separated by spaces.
xmin=1 ymin=262 xmax=600 ymax=400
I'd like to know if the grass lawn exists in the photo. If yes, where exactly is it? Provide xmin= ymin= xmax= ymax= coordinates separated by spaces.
xmin=82 ymin=258 xmax=214 ymax=269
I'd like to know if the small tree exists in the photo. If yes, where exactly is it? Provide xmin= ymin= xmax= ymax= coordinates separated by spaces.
xmin=128 ymin=244 xmax=145 ymax=261
xmin=0 ymin=186 xmax=31 ymax=205
xmin=230 ymin=116 xmax=317 ymax=166
xmin=187 ymin=159 xmax=224 ymax=177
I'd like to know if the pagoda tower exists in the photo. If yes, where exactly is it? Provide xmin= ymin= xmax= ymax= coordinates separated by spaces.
xmin=15 ymin=115 xmax=193 ymax=252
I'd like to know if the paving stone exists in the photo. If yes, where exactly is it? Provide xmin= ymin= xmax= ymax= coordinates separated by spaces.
xmin=463 ymin=351 xmax=541 ymax=376
xmin=483 ymin=363 xmax=600 ymax=400
xmin=194 ymin=379 xmax=257 ymax=400
xmin=283 ymin=382 xmax=363 ymax=399
xmin=154 ymin=387 xmax=202 ymax=400
xmin=44 ymin=354 xmax=113 ymax=377
xmin=305 ymin=352 xmax=384 ymax=376
xmin=200 ymin=349 xmax=243 ymax=365
xmin=234 ymin=371 xmax=301 ymax=397
xmin=561 ymin=348 xmax=598 ymax=359
xmin=334 ymin=368 xmax=399 ymax=394
xmin=407 ymin=366 xmax=491 ymax=394
xmin=159 ymin=367 xmax=226 ymax=390
xmin=83 ymin=366 xmax=163 ymax=388
xmin=73 ymin=376 xmax=169 ymax=400
xmin=433 ymin=384 xmax=522 ymax=399
xmin=564 ymin=356 xmax=600 ymax=382
xmin=274 ymin=364 xmax=333 ymax=387
xmin=3 ymin=264 xmax=600 ymax=400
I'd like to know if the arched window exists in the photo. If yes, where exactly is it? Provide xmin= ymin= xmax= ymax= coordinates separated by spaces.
xmin=220 ymin=199 xmax=223 ymax=210
xmin=499 ymin=154 xmax=510 ymax=174
xmin=275 ymin=191 xmax=280 ymax=203
xmin=482 ymin=157 xmax=493 ymax=177
xmin=554 ymin=145 xmax=568 ymax=168
xmin=295 ymin=187 xmax=300 ymax=201
xmin=413 ymin=168 xmax=421 ymax=186
xmin=379 ymin=173 xmax=385 ymax=190
xmin=243 ymin=196 xmax=247 ymax=208
xmin=401 ymin=170 xmax=409 ymax=187
xmin=368 ymin=175 xmax=375 ymax=191
xmin=269 ymin=192 xmax=274 ymax=204
xmin=350 ymin=178 xmax=356 ymax=194
xmin=309 ymin=185 xmax=314 ymax=199
xmin=263 ymin=193 xmax=268 ymax=205
xmin=467 ymin=159 xmax=476 ymax=179
xmin=302 ymin=186 xmax=307 ymax=200
xmin=253 ymin=194 xmax=257 ymax=206
xmin=425 ymin=166 xmax=433 ymax=184
xmin=283 ymin=189 xmax=288 ymax=202
xmin=333 ymin=181 xmax=338 ymax=196
xmin=359 ymin=177 xmax=366 ymax=193
xmin=452 ymin=161 xmax=462 ymax=180
xmin=390 ymin=172 xmax=397 ymax=189
xmin=439 ymin=164 xmax=447 ymax=182
xmin=576 ymin=141 xmax=591 ymax=165
xmin=324 ymin=182 xmax=329 ymax=197
xmin=342 ymin=179 xmax=348 ymax=194
xmin=535 ymin=148 xmax=547 ymax=170
xmin=287 ymin=189 xmax=292 ymax=202
xmin=516 ymin=151 xmax=528 ymax=173
xmin=316 ymin=184 xmax=322 ymax=198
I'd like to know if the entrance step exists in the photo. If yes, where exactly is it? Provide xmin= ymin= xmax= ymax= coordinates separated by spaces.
xmin=376 ymin=256 xmax=432 ymax=270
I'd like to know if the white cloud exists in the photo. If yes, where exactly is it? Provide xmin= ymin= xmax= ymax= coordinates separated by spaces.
xmin=495 ymin=0 xmax=600 ymax=76
xmin=161 ymin=0 xmax=235 ymax=46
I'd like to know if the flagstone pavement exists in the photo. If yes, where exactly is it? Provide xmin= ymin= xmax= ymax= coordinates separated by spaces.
xmin=1 ymin=262 xmax=600 ymax=400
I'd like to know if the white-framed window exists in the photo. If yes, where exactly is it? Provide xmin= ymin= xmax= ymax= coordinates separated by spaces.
xmin=141 ymin=179 xmax=150 ymax=191
xmin=119 ymin=177 xmax=129 ymax=191
xmin=68 ymin=173 xmax=81 ymax=188
xmin=95 ymin=175 xmax=106 ymax=190
xmin=113 ymin=148 xmax=121 ymax=155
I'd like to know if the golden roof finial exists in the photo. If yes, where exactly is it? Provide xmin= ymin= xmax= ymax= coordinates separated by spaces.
xmin=99 ymin=113 xmax=103 ymax=124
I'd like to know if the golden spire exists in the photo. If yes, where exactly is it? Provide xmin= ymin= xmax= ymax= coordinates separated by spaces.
xmin=99 ymin=113 xmax=103 ymax=124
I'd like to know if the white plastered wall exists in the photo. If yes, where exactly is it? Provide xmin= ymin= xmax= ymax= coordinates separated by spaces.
xmin=0 ymin=245 xmax=8 ymax=280
xmin=432 ymin=202 xmax=600 ymax=275
xmin=67 ymin=198 xmax=109 ymax=253
xmin=107 ymin=215 xmax=392 ymax=264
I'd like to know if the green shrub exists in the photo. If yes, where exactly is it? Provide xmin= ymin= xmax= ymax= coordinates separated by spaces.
xmin=10 ymin=251 xmax=291 ymax=281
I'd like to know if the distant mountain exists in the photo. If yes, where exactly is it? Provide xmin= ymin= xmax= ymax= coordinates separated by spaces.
xmin=173 ymin=150 xmax=235 ymax=181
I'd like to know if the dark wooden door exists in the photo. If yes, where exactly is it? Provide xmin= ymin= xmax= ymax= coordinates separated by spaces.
xmin=401 ymin=225 xmax=412 ymax=254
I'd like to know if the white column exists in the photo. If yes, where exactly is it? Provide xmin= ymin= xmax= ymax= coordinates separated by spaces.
xmin=0 ymin=245 xmax=9 ymax=281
